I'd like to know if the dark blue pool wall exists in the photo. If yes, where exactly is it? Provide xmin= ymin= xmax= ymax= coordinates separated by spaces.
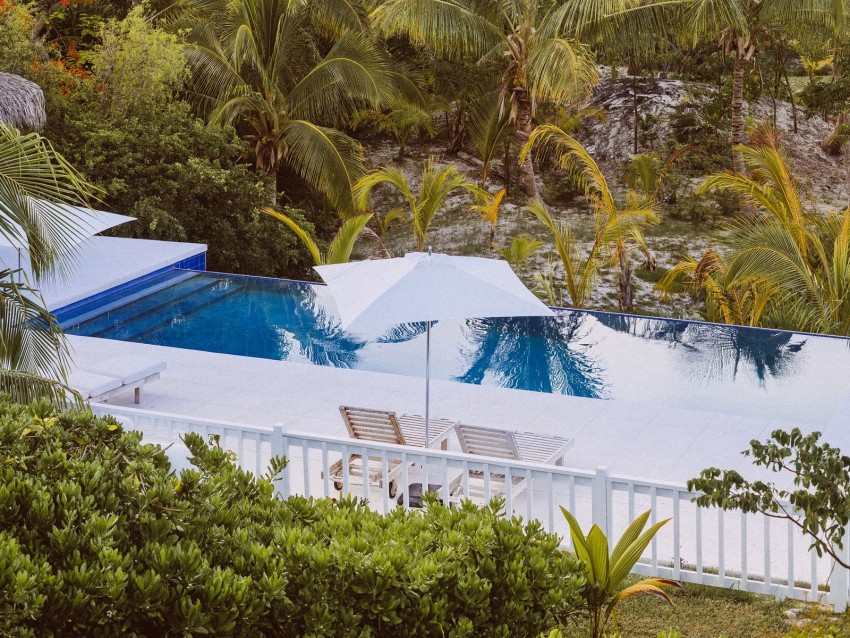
xmin=52 ymin=251 xmax=207 ymax=319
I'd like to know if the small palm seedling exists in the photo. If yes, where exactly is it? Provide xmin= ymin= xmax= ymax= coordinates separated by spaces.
xmin=561 ymin=507 xmax=683 ymax=638
xmin=472 ymin=188 xmax=506 ymax=249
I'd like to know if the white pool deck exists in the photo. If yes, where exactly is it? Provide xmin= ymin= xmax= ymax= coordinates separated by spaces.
xmin=69 ymin=333 xmax=850 ymax=487
xmin=0 ymin=236 xmax=206 ymax=311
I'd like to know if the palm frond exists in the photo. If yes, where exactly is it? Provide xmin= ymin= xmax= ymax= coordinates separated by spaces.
xmin=525 ymin=37 xmax=597 ymax=104
xmin=325 ymin=214 xmax=373 ymax=264
xmin=468 ymin=95 xmax=513 ymax=184
xmin=0 ymin=123 xmax=99 ymax=281
xmin=499 ymin=234 xmax=543 ymax=273
xmin=353 ymin=164 xmax=416 ymax=211
xmin=371 ymin=0 xmax=502 ymax=58
xmin=264 ymin=208 xmax=323 ymax=265
xmin=288 ymin=30 xmax=394 ymax=123
xmin=282 ymin=120 xmax=365 ymax=215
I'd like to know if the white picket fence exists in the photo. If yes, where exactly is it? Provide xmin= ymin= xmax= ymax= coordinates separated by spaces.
xmin=92 ymin=404 xmax=850 ymax=611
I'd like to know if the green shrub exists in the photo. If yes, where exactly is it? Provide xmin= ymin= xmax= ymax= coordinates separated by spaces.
xmin=46 ymin=102 xmax=315 ymax=280
xmin=0 ymin=398 xmax=585 ymax=637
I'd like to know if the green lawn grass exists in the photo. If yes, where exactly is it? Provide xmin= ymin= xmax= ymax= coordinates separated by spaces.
xmin=569 ymin=580 xmax=822 ymax=638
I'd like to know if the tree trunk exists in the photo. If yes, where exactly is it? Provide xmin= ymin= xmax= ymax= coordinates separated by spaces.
xmin=396 ymin=138 xmax=406 ymax=162
xmin=822 ymin=112 xmax=847 ymax=155
xmin=503 ymin=138 xmax=511 ymax=196
xmin=515 ymin=93 xmax=539 ymax=200
xmin=618 ymin=244 xmax=634 ymax=313
xmin=448 ymin=99 xmax=467 ymax=155
xmin=780 ymin=51 xmax=798 ymax=134
xmin=489 ymin=224 xmax=495 ymax=250
xmin=632 ymin=73 xmax=639 ymax=154
xmin=731 ymin=54 xmax=747 ymax=174
xmin=842 ymin=138 xmax=850 ymax=209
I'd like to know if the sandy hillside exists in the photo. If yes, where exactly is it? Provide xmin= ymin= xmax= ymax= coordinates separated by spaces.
xmin=354 ymin=76 xmax=849 ymax=317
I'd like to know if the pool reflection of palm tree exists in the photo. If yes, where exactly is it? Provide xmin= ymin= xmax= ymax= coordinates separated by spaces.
xmin=595 ymin=314 xmax=803 ymax=384
xmin=279 ymin=284 xmax=366 ymax=367
xmin=457 ymin=313 xmax=606 ymax=397
xmin=377 ymin=322 xmax=431 ymax=344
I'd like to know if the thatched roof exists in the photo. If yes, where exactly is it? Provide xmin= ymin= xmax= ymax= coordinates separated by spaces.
xmin=0 ymin=73 xmax=46 ymax=131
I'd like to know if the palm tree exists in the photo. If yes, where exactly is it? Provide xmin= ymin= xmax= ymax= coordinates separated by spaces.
xmin=520 ymin=124 xmax=659 ymax=311
xmin=560 ymin=0 xmax=679 ymax=154
xmin=471 ymin=187 xmax=506 ymax=249
xmin=467 ymin=97 xmax=512 ymax=187
xmin=0 ymin=122 xmax=97 ymax=404
xmin=684 ymin=0 xmax=844 ymax=174
xmin=659 ymin=128 xmax=850 ymax=335
xmin=353 ymin=159 xmax=484 ymax=251
xmin=264 ymin=208 xmax=373 ymax=266
xmin=499 ymin=234 xmax=543 ymax=276
xmin=179 ymin=0 xmax=399 ymax=213
xmin=351 ymin=102 xmax=435 ymax=161
xmin=372 ymin=0 xmax=598 ymax=199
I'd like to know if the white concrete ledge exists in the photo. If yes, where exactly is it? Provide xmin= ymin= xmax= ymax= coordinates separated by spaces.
xmin=0 ymin=236 xmax=206 ymax=311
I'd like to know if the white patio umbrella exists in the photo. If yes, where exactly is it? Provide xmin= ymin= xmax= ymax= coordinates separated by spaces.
xmin=314 ymin=251 xmax=554 ymax=444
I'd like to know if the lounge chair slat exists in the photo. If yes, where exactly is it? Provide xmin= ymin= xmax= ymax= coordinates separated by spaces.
xmin=335 ymin=406 xmax=459 ymax=496
xmin=450 ymin=423 xmax=573 ymax=508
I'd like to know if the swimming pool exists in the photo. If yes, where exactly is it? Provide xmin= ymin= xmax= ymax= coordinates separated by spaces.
xmin=59 ymin=269 xmax=850 ymax=424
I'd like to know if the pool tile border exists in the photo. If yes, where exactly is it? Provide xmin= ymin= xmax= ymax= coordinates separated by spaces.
xmin=53 ymin=252 xmax=206 ymax=321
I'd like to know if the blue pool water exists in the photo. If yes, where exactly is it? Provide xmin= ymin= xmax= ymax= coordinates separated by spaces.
xmin=59 ymin=269 xmax=850 ymax=424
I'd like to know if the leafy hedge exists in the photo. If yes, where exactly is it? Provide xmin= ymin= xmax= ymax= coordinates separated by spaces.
xmin=0 ymin=399 xmax=585 ymax=637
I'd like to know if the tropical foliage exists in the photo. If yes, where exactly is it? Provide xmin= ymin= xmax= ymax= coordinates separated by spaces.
xmin=265 ymin=208 xmax=374 ymax=266
xmin=0 ymin=398 xmax=587 ymax=636
xmin=689 ymin=427 xmax=850 ymax=570
xmin=561 ymin=507 xmax=683 ymax=638
xmin=658 ymin=129 xmax=850 ymax=334
xmin=351 ymin=102 xmax=435 ymax=161
xmin=5 ymin=0 xmax=850 ymax=333
xmin=0 ymin=122 xmax=96 ymax=404
xmin=684 ymin=0 xmax=845 ymax=173
xmin=521 ymin=125 xmax=659 ymax=311
xmin=372 ymin=0 xmax=598 ymax=198
xmin=177 ymin=0 xmax=399 ymax=212
xmin=354 ymin=159 xmax=484 ymax=251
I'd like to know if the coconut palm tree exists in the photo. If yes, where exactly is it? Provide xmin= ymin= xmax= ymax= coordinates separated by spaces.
xmin=684 ymin=0 xmax=844 ymax=174
xmin=372 ymin=0 xmax=598 ymax=199
xmin=353 ymin=159 xmax=484 ymax=251
xmin=659 ymin=128 xmax=850 ymax=335
xmin=520 ymin=124 xmax=659 ymax=311
xmin=179 ymin=0 xmax=399 ymax=213
xmin=0 ymin=122 xmax=97 ymax=404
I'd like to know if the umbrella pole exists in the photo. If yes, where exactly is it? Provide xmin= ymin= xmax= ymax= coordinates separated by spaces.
xmin=425 ymin=320 xmax=431 ymax=446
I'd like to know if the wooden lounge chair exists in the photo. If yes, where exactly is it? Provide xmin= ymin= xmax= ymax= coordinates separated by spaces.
xmin=69 ymin=355 xmax=166 ymax=404
xmin=327 ymin=406 xmax=456 ymax=497
xmin=448 ymin=423 xmax=572 ymax=505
